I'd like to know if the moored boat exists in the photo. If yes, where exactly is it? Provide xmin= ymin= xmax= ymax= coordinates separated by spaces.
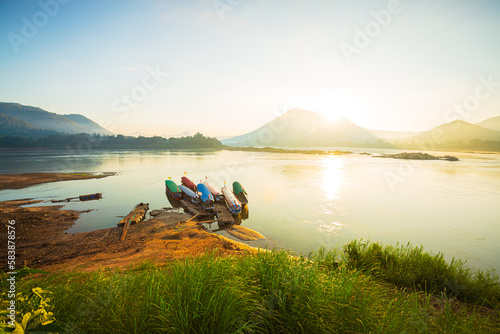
xmin=232 ymin=181 xmax=248 ymax=205
xmin=203 ymin=178 xmax=223 ymax=202
xmin=179 ymin=184 xmax=200 ymax=203
xmin=197 ymin=183 xmax=215 ymax=210
xmin=79 ymin=193 xmax=102 ymax=201
xmin=165 ymin=179 xmax=182 ymax=200
xmin=181 ymin=175 xmax=197 ymax=191
xmin=221 ymin=185 xmax=242 ymax=215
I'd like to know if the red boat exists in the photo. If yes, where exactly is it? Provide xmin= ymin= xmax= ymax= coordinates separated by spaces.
xmin=181 ymin=176 xmax=197 ymax=191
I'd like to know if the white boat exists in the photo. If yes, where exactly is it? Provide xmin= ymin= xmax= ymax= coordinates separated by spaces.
xmin=221 ymin=185 xmax=242 ymax=215
xmin=203 ymin=179 xmax=223 ymax=201
xmin=178 ymin=184 xmax=200 ymax=203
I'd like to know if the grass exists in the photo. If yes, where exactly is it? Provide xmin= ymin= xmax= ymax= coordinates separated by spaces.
xmin=2 ymin=241 xmax=499 ymax=333
xmin=341 ymin=240 xmax=500 ymax=308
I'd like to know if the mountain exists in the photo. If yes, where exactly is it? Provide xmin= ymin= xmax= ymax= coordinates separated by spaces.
xmin=223 ymin=108 xmax=382 ymax=147
xmin=0 ymin=102 xmax=112 ymax=137
xmin=126 ymin=131 xmax=150 ymax=137
xmin=476 ymin=116 xmax=500 ymax=131
xmin=63 ymin=114 xmax=111 ymax=135
xmin=368 ymin=129 xmax=417 ymax=141
xmin=405 ymin=120 xmax=500 ymax=144
xmin=0 ymin=114 xmax=60 ymax=138
xmin=167 ymin=131 xmax=191 ymax=138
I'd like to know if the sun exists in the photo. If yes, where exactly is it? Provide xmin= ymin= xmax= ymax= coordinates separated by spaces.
xmin=320 ymin=109 xmax=344 ymax=122
xmin=291 ymin=94 xmax=366 ymax=123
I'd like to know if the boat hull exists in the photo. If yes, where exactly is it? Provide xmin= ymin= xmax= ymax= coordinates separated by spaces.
xmin=233 ymin=181 xmax=248 ymax=205
xmin=79 ymin=193 xmax=102 ymax=201
xmin=165 ymin=180 xmax=182 ymax=200
xmin=179 ymin=184 xmax=200 ymax=203
xmin=203 ymin=180 xmax=223 ymax=202
xmin=181 ymin=176 xmax=197 ymax=191
xmin=197 ymin=183 xmax=215 ymax=210
xmin=221 ymin=186 xmax=242 ymax=215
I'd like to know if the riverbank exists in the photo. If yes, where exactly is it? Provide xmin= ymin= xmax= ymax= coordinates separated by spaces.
xmin=0 ymin=199 xmax=260 ymax=272
xmin=0 ymin=172 xmax=116 ymax=190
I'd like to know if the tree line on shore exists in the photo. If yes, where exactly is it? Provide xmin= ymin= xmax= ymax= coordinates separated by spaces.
xmin=0 ymin=132 xmax=223 ymax=149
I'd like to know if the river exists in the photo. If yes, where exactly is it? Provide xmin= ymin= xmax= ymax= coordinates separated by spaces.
xmin=0 ymin=148 xmax=499 ymax=272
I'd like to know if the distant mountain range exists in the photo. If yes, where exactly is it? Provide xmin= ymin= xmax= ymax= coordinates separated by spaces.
xmin=223 ymin=108 xmax=500 ymax=150
xmin=224 ymin=108 xmax=380 ymax=147
xmin=477 ymin=116 xmax=500 ymax=131
xmin=0 ymin=102 xmax=112 ymax=137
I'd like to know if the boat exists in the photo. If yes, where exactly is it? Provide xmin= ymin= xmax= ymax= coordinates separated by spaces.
xmin=197 ymin=183 xmax=215 ymax=211
xmin=203 ymin=178 xmax=223 ymax=202
xmin=178 ymin=184 xmax=200 ymax=203
xmin=221 ymin=185 xmax=242 ymax=215
xmin=181 ymin=175 xmax=197 ymax=191
xmin=232 ymin=181 xmax=248 ymax=205
xmin=165 ymin=179 xmax=182 ymax=200
xmin=52 ymin=192 xmax=103 ymax=203
xmin=79 ymin=193 xmax=102 ymax=201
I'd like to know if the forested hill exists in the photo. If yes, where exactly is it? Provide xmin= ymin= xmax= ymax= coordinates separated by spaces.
xmin=0 ymin=132 xmax=222 ymax=149
xmin=0 ymin=102 xmax=112 ymax=136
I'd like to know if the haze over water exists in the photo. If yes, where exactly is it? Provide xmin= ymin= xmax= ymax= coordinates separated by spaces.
xmin=0 ymin=149 xmax=499 ymax=272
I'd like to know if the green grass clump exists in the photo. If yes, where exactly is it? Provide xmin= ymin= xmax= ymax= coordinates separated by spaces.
xmin=342 ymin=240 xmax=500 ymax=307
xmin=3 ymin=244 xmax=499 ymax=333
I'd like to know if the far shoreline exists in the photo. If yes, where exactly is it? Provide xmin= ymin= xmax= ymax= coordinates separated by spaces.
xmin=0 ymin=172 xmax=116 ymax=191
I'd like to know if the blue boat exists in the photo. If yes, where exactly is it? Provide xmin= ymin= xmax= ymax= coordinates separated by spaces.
xmin=197 ymin=183 xmax=215 ymax=211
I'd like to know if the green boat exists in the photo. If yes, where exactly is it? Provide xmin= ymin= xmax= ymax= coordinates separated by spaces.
xmin=165 ymin=179 xmax=182 ymax=200
xmin=232 ymin=181 xmax=248 ymax=205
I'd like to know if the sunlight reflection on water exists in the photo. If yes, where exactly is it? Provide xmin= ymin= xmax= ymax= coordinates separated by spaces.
xmin=321 ymin=156 xmax=344 ymax=201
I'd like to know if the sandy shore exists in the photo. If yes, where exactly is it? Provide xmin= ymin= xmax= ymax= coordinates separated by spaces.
xmin=0 ymin=173 xmax=265 ymax=272
xmin=0 ymin=172 xmax=116 ymax=190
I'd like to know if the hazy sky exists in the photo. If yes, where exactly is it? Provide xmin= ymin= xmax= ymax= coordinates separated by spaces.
xmin=1 ymin=0 xmax=500 ymax=137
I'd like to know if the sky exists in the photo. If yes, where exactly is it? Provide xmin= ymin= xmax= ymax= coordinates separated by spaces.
xmin=1 ymin=0 xmax=500 ymax=137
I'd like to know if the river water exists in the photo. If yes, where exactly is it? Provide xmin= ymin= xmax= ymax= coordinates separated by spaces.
xmin=0 ymin=148 xmax=499 ymax=272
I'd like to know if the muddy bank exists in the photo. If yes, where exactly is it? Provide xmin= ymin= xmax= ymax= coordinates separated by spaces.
xmin=0 ymin=172 xmax=116 ymax=190
xmin=0 ymin=200 xmax=261 ymax=272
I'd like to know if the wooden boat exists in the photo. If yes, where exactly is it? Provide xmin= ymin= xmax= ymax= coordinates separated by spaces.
xmin=52 ymin=193 xmax=102 ymax=203
xmin=197 ymin=183 xmax=215 ymax=211
xmin=165 ymin=180 xmax=182 ymax=200
xmin=181 ymin=176 xmax=197 ymax=191
xmin=221 ymin=185 xmax=242 ymax=215
xmin=79 ymin=193 xmax=102 ymax=201
xmin=117 ymin=202 xmax=149 ymax=227
xmin=118 ymin=202 xmax=149 ymax=241
xmin=203 ymin=178 xmax=223 ymax=202
xmin=232 ymin=181 xmax=248 ymax=205
xmin=178 ymin=184 xmax=200 ymax=203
